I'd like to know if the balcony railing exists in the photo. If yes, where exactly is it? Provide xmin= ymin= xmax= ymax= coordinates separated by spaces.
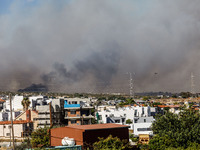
xmin=64 ymin=104 xmax=80 ymax=108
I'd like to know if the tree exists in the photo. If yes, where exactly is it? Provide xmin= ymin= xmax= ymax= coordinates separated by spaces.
xmin=149 ymin=109 xmax=200 ymax=149
xmin=151 ymin=102 xmax=162 ymax=107
xmin=126 ymin=119 xmax=133 ymax=124
xmin=31 ymin=127 xmax=50 ymax=148
xmin=21 ymin=97 xmax=31 ymax=111
xmin=143 ymin=96 xmax=150 ymax=101
xmin=171 ymin=94 xmax=177 ymax=98
xmin=93 ymin=135 xmax=133 ymax=150
xmin=180 ymin=92 xmax=191 ymax=98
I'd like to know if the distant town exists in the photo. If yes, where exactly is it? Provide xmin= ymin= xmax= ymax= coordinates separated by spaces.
xmin=0 ymin=91 xmax=199 ymax=149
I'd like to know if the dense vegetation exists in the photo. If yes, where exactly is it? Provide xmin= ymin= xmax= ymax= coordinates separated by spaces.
xmin=93 ymin=135 xmax=134 ymax=150
xmin=31 ymin=127 xmax=50 ymax=148
xmin=149 ymin=109 xmax=200 ymax=150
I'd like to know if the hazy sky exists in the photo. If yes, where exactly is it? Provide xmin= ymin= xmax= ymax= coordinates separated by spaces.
xmin=0 ymin=0 xmax=200 ymax=93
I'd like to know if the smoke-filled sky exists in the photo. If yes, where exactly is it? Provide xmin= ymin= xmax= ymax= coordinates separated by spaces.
xmin=0 ymin=0 xmax=200 ymax=93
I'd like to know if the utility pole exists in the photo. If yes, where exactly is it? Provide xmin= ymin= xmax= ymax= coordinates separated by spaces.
xmin=9 ymin=93 xmax=15 ymax=150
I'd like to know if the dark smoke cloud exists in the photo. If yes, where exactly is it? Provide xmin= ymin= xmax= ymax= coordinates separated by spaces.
xmin=42 ymin=45 xmax=120 ymax=92
xmin=0 ymin=0 xmax=200 ymax=93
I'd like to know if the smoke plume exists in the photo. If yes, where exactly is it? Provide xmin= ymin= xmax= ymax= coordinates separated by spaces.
xmin=0 ymin=0 xmax=200 ymax=93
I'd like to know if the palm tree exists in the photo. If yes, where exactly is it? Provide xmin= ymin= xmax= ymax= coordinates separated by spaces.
xmin=21 ymin=97 xmax=31 ymax=111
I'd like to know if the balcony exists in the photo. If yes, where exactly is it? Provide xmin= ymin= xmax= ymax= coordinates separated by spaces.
xmin=64 ymin=104 xmax=80 ymax=109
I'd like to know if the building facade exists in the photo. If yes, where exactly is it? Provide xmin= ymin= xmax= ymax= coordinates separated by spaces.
xmin=64 ymin=99 xmax=94 ymax=125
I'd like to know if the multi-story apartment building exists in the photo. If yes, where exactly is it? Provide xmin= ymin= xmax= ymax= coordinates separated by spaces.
xmin=64 ymin=99 xmax=94 ymax=125
xmin=36 ymin=98 xmax=65 ymax=128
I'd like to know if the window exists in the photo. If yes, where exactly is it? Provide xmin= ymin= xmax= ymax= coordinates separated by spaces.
xmin=134 ymin=119 xmax=138 ymax=123
xmin=137 ymin=128 xmax=151 ymax=131
xmin=115 ymin=120 xmax=120 ymax=123
xmin=72 ymin=101 xmax=77 ymax=104
xmin=6 ymin=133 xmax=10 ymax=136
xmin=99 ymin=115 xmax=102 ymax=120
xmin=134 ymin=110 xmax=137 ymax=116
xmin=144 ymin=119 xmax=146 ymax=122
xmin=142 ymin=107 xmax=144 ymax=115
xmin=71 ymin=120 xmax=77 ymax=124
xmin=70 ymin=110 xmax=76 ymax=114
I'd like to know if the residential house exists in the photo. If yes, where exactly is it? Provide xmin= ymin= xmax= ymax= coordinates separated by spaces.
xmin=15 ymin=109 xmax=38 ymax=130
xmin=0 ymin=120 xmax=33 ymax=139
xmin=133 ymin=116 xmax=154 ymax=136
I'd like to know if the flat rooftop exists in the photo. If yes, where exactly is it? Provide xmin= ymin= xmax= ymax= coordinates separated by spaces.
xmin=67 ymin=123 xmax=129 ymax=130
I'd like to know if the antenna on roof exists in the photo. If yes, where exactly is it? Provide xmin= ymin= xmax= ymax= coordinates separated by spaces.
xmin=191 ymin=72 xmax=195 ymax=95
xmin=127 ymin=72 xmax=134 ymax=98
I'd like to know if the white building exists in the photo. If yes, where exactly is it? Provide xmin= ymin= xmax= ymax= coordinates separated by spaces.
xmin=133 ymin=116 xmax=154 ymax=136
xmin=5 ymin=95 xmax=24 ymax=111
xmin=65 ymin=97 xmax=92 ymax=106
xmin=0 ymin=120 xmax=33 ymax=139
xmin=98 ymin=106 xmax=155 ymax=133
xmin=98 ymin=106 xmax=135 ymax=125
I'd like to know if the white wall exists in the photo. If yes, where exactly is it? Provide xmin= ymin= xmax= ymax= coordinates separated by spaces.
xmin=29 ymin=95 xmax=44 ymax=108
xmin=5 ymin=96 xmax=24 ymax=111
xmin=98 ymin=107 xmax=134 ymax=124
xmin=0 ymin=124 xmax=23 ymax=138
xmin=133 ymin=123 xmax=153 ymax=136
xmin=98 ymin=106 xmax=151 ymax=123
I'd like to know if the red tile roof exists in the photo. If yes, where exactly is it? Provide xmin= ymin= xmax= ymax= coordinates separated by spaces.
xmin=0 ymin=120 xmax=32 ymax=125
xmin=157 ymin=105 xmax=167 ymax=108
xmin=157 ymin=105 xmax=180 ymax=108
xmin=167 ymin=105 xmax=180 ymax=108
xmin=0 ymin=99 xmax=5 ymax=102
xmin=67 ymin=123 xmax=129 ymax=131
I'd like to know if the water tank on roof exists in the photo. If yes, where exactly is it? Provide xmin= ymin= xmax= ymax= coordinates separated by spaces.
xmin=61 ymin=137 xmax=75 ymax=146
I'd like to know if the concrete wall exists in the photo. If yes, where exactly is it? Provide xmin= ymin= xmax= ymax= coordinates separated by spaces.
xmin=133 ymin=123 xmax=153 ymax=136
xmin=65 ymin=98 xmax=91 ymax=105
xmin=0 ymin=124 xmax=23 ymax=138
xmin=37 ymin=105 xmax=51 ymax=128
